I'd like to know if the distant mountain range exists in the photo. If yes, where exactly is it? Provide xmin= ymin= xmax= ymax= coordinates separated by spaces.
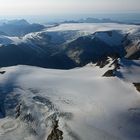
xmin=61 ymin=17 xmax=140 ymax=25
xmin=0 ymin=19 xmax=45 ymax=36
xmin=62 ymin=18 xmax=118 ymax=23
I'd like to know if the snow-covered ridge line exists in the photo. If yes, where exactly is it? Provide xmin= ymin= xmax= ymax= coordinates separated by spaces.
xmin=0 ymin=23 xmax=139 ymax=46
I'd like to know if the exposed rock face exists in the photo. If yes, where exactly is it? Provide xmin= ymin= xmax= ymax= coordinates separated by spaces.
xmin=96 ymin=57 xmax=110 ymax=68
xmin=102 ymin=57 xmax=121 ymax=77
xmin=15 ymin=103 xmax=21 ymax=118
xmin=110 ymin=58 xmax=121 ymax=70
xmin=133 ymin=83 xmax=140 ymax=92
xmin=125 ymin=41 xmax=140 ymax=60
xmin=102 ymin=70 xmax=115 ymax=77
xmin=47 ymin=120 xmax=63 ymax=140
xmin=0 ymin=71 xmax=6 ymax=74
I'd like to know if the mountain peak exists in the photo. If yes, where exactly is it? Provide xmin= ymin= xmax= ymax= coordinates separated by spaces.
xmin=6 ymin=19 xmax=30 ymax=26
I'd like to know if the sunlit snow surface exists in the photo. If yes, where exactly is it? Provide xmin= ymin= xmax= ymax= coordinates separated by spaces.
xmin=0 ymin=59 xmax=140 ymax=140
xmin=0 ymin=23 xmax=140 ymax=46
xmin=47 ymin=23 xmax=139 ymax=33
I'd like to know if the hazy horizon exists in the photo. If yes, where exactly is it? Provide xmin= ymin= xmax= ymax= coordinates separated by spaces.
xmin=0 ymin=0 xmax=140 ymax=15
xmin=0 ymin=0 xmax=139 ymax=23
xmin=0 ymin=13 xmax=139 ymax=24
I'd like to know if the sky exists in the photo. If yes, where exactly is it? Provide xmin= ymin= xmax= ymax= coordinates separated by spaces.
xmin=0 ymin=0 xmax=139 ymax=23
xmin=0 ymin=0 xmax=139 ymax=16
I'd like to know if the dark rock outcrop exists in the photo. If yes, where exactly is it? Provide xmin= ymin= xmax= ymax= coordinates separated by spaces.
xmin=0 ymin=71 xmax=6 ymax=74
xmin=47 ymin=120 xmax=63 ymax=140
xmin=133 ymin=83 xmax=140 ymax=92
xmin=102 ymin=69 xmax=115 ymax=77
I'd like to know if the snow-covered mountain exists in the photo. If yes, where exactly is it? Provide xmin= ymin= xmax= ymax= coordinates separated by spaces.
xmin=0 ymin=20 xmax=140 ymax=140
xmin=0 ymin=23 xmax=139 ymax=69
xmin=0 ymin=58 xmax=139 ymax=140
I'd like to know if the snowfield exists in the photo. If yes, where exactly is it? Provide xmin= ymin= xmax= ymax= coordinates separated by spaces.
xmin=0 ymin=59 xmax=140 ymax=140
xmin=47 ymin=23 xmax=139 ymax=34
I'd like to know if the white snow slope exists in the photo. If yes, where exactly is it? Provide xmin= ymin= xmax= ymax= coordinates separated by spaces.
xmin=0 ymin=59 xmax=140 ymax=140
